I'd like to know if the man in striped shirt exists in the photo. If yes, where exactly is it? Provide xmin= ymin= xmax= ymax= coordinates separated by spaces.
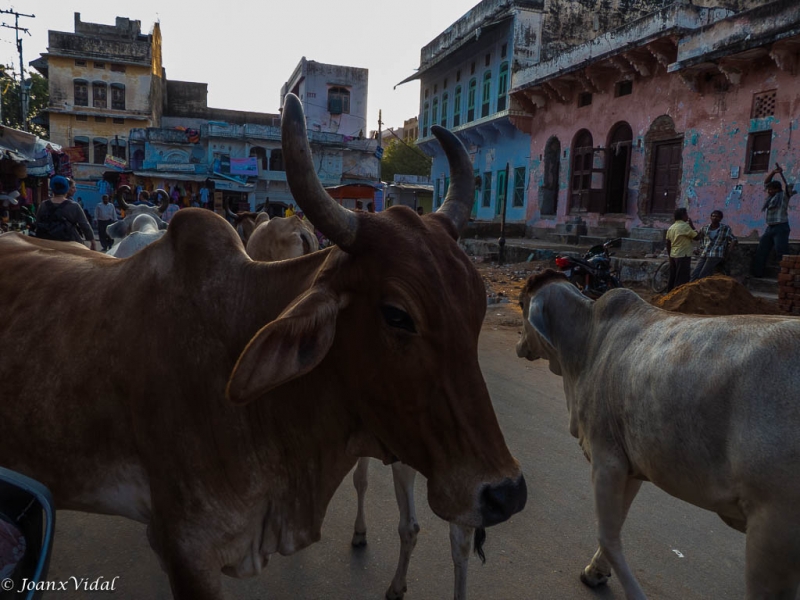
xmin=690 ymin=210 xmax=737 ymax=281
xmin=753 ymin=165 xmax=795 ymax=278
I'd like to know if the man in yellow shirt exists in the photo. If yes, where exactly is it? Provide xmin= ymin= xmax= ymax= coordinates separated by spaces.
xmin=665 ymin=207 xmax=698 ymax=292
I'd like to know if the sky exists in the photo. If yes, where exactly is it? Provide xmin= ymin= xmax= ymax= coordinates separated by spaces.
xmin=0 ymin=0 xmax=481 ymax=134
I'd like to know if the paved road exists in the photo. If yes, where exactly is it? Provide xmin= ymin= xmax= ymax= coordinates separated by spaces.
xmin=43 ymin=324 xmax=750 ymax=599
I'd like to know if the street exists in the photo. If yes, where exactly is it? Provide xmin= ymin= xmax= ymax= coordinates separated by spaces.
xmin=43 ymin=319 xmax=749 ymax=600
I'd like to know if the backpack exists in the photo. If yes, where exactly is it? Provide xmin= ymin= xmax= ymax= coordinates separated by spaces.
xmin=35 ymin=200 xmax=80 ymax=242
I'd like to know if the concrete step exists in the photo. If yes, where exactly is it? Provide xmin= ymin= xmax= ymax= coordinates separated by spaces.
xmin=747 ymin=277 xmax=778 ymax=295
xmin=751 ymin=289 xmax=779 ymax=304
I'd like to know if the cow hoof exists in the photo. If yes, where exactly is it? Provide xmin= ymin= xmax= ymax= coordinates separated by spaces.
xmin=351 ymin=531 xmax=367 ymax=547
xmin=385 ymin=585 xmax=406 ymax=600
xmin=580 ymin=566 xmax=610 ymax=588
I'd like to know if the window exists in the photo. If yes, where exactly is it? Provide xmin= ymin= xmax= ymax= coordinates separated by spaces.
xmin=422 ymin=102 xmax=430 ymax=137
xmin=431 ymin=98 xmax=439 ymax=130
xmin=482 ymin=171 xmax=492 ymax=208
xmin=94 ymin=116 xmax=106 ymax=123
xmin=93 ymin=82 xmax=107 ymax=108
xmin=94 ymin=62 xmax=105 ymax=69
xmin=513 ymin=167 xmax=526 ymax=207
xmin=110 ymin=139 xmax=127 ymax=160
xmin=497 ymin=62 xmax=509 ymax=112
xmin=435 ymin=179 xmax=441 ymax=207
xmin=467 ymin=79 xmax=477 ymax=122
xmin=93 ymin=138 xmax=108 ymax=165
xmin=74 ymin=59 xmax=86 ymax=67
xmin=110 ymin=64 xmax=126 ymax=73
xmin=444 ymin=176 xmax=450 ymax=199
xmin=746 ymin=131 xmax=772 ymax=173
xmin=75 ymin=115 xmax=88 ymax=122
xmin=111 ymin=83 xmax=125 ymax=110
xmin=578 ymin=92 xmax=593 ymax=107
xmin=327 ymin=87 xmax=350 ymax=114
xmin=453 ymin=86 xmax=462 ymax=127
xmin=74 ymin=80 xmax=88 ymax=106
xmin=440 ymin=93 xmax=448 ymax=127
xmin=501 ymin=43 xmax=508 ymax=59
xmin=481 ymin=71 xmax=492 ymax=118
xmin=751 ymin=90 xmax=776 ymax=119
xmin=113 ymin=117 xmax=125 ymax=124
xmin=269 ymin=149 xmax=284 ymax=172
xmin=73 ymin=136 xmax=89 ymax=163
xmin=615 ymin=80 xmax=633 ymax=97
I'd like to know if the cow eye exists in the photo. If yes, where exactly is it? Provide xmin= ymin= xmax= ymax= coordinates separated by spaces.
xmin=380 ymin=305 xmax=416 ymax=333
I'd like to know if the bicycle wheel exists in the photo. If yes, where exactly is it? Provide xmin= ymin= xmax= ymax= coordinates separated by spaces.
xmin=651 ymin=260 xmax=670 ymax=294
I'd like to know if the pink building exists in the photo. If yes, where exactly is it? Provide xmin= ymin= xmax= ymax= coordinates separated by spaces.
xmin=511 ymin=0 xmax=800 ymax=243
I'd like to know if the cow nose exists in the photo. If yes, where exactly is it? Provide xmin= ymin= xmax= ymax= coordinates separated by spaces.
xmin=479 ymin=474 xmax=527 ymax=527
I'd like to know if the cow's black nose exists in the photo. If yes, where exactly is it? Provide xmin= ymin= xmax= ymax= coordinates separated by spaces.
xmin=479 ymin=474 xmax=527 ymax=527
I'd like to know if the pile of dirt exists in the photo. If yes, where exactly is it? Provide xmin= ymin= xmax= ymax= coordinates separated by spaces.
xmin=652 ymin=275 xmax=782 ymax=315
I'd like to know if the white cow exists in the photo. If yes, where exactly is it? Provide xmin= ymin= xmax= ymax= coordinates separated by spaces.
xmin=107 ymin=214 xmax=166 ymax=258
xmin=107 ymin=187 xmax=169 ymax=241
xmin=516 ymin=269 xmax=800 ymax=600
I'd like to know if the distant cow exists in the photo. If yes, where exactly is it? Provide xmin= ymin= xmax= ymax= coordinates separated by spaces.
xmin=0 ymin=94 xmax=526 ymax=600
xmin=224 ymin=199 xmax=269 ymax=244
xmin=107 ymin=213 xmax=167 ymax=258
xmin=107 ymin=187 xmax=169 ymax=241
xmin=517 ymin=269 xmax=800 ymax=599
xmin=245 ymin=214 xmax=319 ymax=261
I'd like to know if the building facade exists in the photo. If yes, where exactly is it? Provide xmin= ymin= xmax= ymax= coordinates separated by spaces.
xmin=401 ymin=0 xmax=544 ymax=223
xmin=511 ymin=0 xmax=800 ymax=239
xmin=31 ymin=13 xmax=163 ymax=183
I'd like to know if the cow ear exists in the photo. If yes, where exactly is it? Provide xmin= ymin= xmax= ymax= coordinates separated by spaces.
xmin=526 ymin=295 xmax=554 ymax=350
xmin=226 ymin=290 xmax=339 ymax=405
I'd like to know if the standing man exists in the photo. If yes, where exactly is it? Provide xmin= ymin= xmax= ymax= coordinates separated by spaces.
xmin=691 ymin=209 xmax=737 ymax=281
xmin=35 ymin=175 xmax=96 ymax=250
xmin=665 ymin=207 xmax=698 ymax=292
xmin=94 ymin=194 xmax=117 ymax=252
xmin=753 ymin=165 xmax=795 ymax=278
xmin=199 ymin=185 xmax=210 ymax=210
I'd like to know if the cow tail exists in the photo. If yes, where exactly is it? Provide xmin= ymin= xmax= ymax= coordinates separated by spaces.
xmin=473 ymin=527 xmax=487 ymax=564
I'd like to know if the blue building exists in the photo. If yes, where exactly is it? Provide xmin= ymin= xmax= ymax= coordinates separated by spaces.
xmin=399 ymin=0 xmax=543 ymax=224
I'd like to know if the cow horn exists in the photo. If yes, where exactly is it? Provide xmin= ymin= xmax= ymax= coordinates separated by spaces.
xmin=153 ymin=189 xmax=170 ymax=213
xmin=432 ymin=125 xmax=475 ymax=236
xmin=281 ymin=93 xmax=357 ymax=250
xmin=223 ymin=195 xmax=237 ymax=219
xmin=116 ymin=185 xmax=132 ymax=211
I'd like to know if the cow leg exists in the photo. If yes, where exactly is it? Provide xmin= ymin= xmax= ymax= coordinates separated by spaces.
xmin=351 ymin=456 xmax=370 ymax=546
xmin=450 ymin=522 xmax=473 ymax=600
xmin=385 ymin=462 xmax=420 ymax=600
xmin=588 ymin=461 xmax=647 ymax=600
xmin=581 ymin=478 xmax=643 ymax=587
xmin=744 ymin=507 xmax=800 ymax=600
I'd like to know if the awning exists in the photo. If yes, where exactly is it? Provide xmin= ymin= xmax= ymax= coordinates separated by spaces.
xmin=134 ymin=171 xmax=209 ymax=183
xmin=0 ymin=125 xmax=38 ymax=161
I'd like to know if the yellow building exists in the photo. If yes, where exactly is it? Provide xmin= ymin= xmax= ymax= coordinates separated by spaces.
xmin=31 ymin=13 xmax=163 ymax=182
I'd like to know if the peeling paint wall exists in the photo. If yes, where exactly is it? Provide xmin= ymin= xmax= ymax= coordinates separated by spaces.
xmin=524 ymin=58 xmax=800 ymax=239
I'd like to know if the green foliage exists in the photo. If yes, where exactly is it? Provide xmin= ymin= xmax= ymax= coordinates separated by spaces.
xmin=380 ymin=138 xmax=431 ymax=183
xmin=2 ymin=70 xmax=49 ymax=137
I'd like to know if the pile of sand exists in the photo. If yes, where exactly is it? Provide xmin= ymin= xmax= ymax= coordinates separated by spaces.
xmin=652 ymin=275 xmax=782 ymax=315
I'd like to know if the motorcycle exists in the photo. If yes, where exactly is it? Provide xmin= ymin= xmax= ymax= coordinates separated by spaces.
xmin=554 ymin=238 xmax=623 ymax=299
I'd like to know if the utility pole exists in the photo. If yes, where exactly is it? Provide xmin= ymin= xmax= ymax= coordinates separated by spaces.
xmin=0 ymin=9 xmax=35 ymax=131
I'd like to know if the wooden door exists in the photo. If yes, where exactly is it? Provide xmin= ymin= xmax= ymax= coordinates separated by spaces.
xmin=651 ymin=142 xmax=682 ymax=214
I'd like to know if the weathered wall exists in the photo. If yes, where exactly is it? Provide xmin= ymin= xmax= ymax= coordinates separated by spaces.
xmin=525 ymin=57 xmax=800 ymax=239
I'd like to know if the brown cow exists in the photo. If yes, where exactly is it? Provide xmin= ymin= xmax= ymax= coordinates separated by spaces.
xmin=245 ymin=214 xmax=319 ymax=261
xmin=0 ymin=94 xmax=526 ymax=600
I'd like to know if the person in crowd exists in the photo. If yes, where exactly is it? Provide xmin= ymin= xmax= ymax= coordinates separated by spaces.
xmin=367 ymin=202 xmax=375 ymax=213
xmin=285 ymin=203 xmax=296 ymax=217
xmin=665 ymin=207 xmax=698 ymax=292
xmin=163 ymin=197 xmax=181 ymax=223
xmin=416 ymin=206 xmax=424 ymax=216
xmin=199 ymin=185 xmax=210 ymax=209
xmin=134 ymin=191 xmax=154 ymax=207
xmin=94 ymin=194 xmax=118 ymax=252
xmin=35 ymin=175 xmax=96 ymax=250
xmin=690 ymin=209 xmax=737 ymax=281
xmin=354 ymin=200 xmax=364 ymax=212
xmin=752 ymin=164 xmax=796 ymax=278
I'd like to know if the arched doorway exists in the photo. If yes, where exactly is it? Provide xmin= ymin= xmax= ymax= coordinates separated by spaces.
xmin=643 ymin=115 xmax=682 ymax=215
xmin=540 ymin=136 xmax=560 ymax=216
xmin=569 ymin=130 xmax=593 ymax=213
xmin=606 ymin=122 xmax=632 ymax=214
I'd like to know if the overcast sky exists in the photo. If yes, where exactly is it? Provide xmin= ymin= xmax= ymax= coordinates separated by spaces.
xmin=0 ymin=0 xmax=481 ymax=134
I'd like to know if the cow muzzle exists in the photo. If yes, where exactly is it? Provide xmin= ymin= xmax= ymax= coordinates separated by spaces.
xmin=479 ymin=474 xmax=527 ymax=527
